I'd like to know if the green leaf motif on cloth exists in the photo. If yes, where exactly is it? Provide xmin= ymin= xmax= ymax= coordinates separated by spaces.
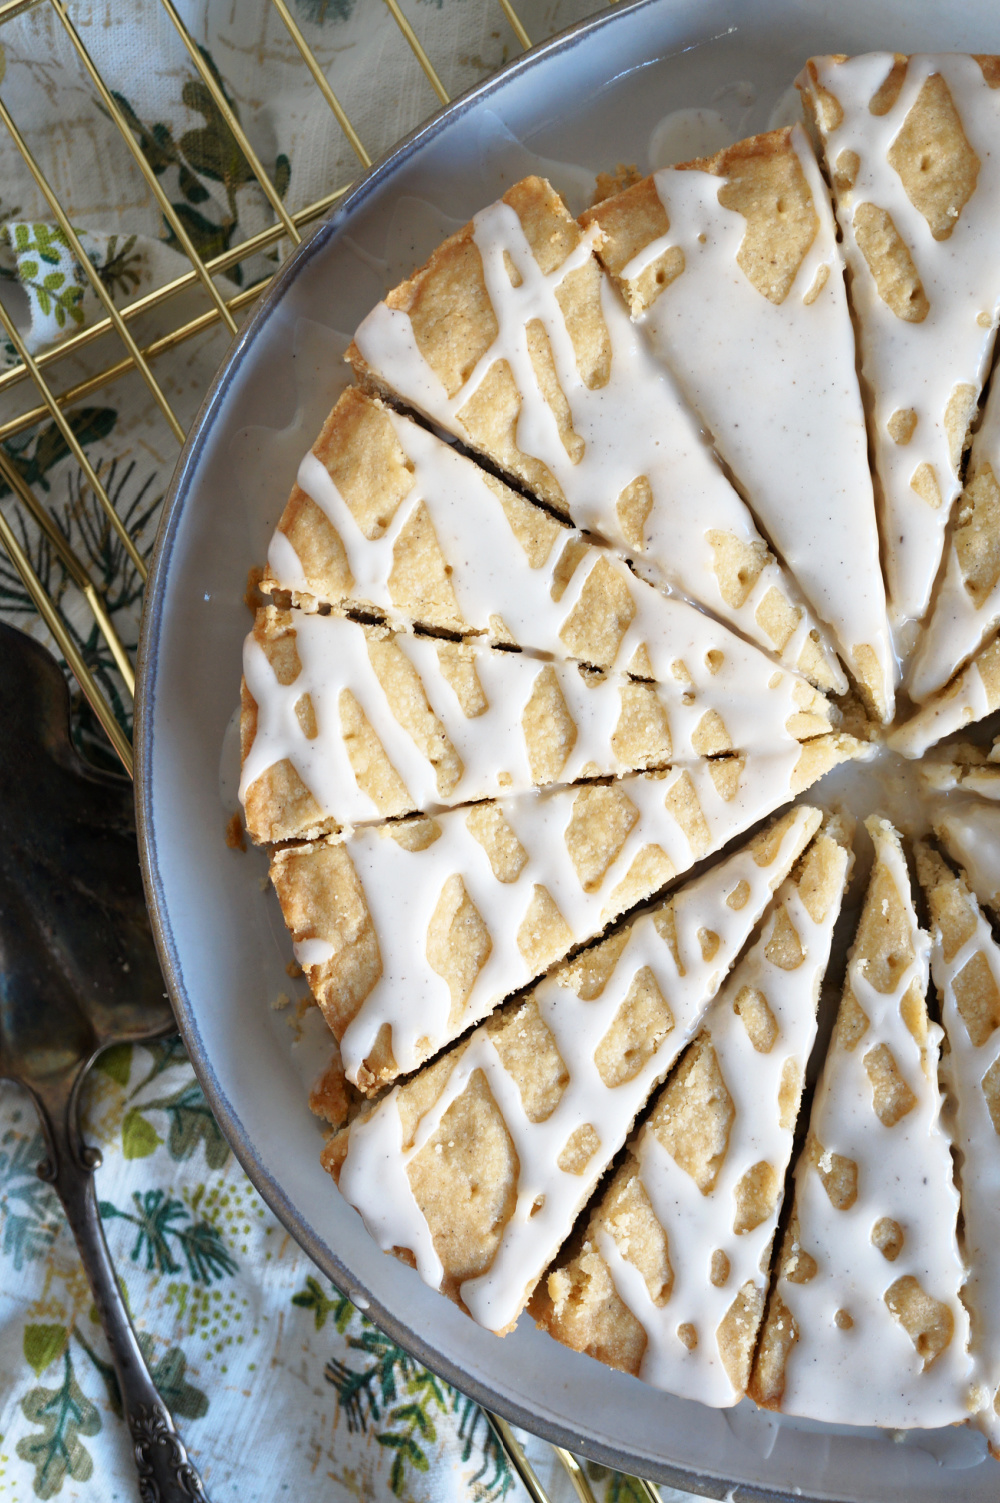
xmin=94 ymin=234 xmax=143 ymax=299
xmin=23 ymin=1324 xmax=68 ymax=1378
xmin=16 ymin=1350 xmax=101 ymax=1499
xmin=99 ymin=1188 xmax=238 ymax=1284
xmin=2 ymin=223 xmax=147 ymax=347
xmin=140 ymin=1081 xmax=231 ymax=1169
xmin=94 ymin=1042 xmax=133 ymax=1087
xmin=0 ymin=439 xmax=157 ymax=763
xmin=75 ymin=1322 xmax=210 ymax=1426
xmin=292 ymin=0 xmax=357 ymax=21
xmin=146 ymin=1340 xmax=209 ymax=1421
xmin=121 ymin=1108 xmax=162 ymax=1160
xmin=0 ymin=1127 xmax=62 ymax=1270
xmin=8 ymin=224 xmax=84 ymax=330
xmin=110 ymin=45 xmax=291 ymax=287
xmin=0 ymin=407 xmax=116 ymax=499
xmin=291 ymin=1274 xmax=355 ymax=1333
xmin=326 ymin=1326 xmax=512 ymax=1499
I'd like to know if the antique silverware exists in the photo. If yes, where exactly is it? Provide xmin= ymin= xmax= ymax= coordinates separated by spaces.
xmin=0 ymin=622 xmax=211 ymax=1502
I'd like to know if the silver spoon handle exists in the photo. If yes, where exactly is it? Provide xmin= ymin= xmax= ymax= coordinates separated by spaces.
xmin=39 ymin=1108 xmax=210 ymax=1502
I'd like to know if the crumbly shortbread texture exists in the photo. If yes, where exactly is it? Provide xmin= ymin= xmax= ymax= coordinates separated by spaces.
xmin=269 ymin=730 xmax=862 ymax=1096
xmin=750 ymin=816 xmax=972 ymax=1428
xmin=583 ymin=126 xmax=893 ymax=723
xmin=917 ymin=844 xmax=1000 ymax=1454
xmin=798 ymin=53 xmax=1000 ymax=634
xmin=240 ymin=603 xmax=837 ymax=845
xmin=322 ymin=807 xmax=822 ymax=1334
xmin=348 ymin=175 xmax=843 ymax=690
xmin=534 ymin=820 xmax=852 ymax=1405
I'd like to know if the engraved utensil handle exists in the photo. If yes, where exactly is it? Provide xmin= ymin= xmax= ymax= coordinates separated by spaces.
xmin=39 ymin=1098 xmax=210 ymax=1503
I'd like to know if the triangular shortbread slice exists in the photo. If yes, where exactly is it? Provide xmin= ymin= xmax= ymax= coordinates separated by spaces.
xmin=240 ymin=605 xmax=835 ymax=844
xmin=263 ymin=384 xmax=570 ymax=643
xmin=261 ymin=387 xmax=838 ymax=697
xmin=920 ymin=738 xmax=1000 ymax=799
xmin=533 ymin=818 xmax=851 ymax=1402
xmin=750 ymin=816 xmax=971 ymax=1427
xmin=934 ymin=800 xmax=1000 ymax=921
xmin=798 ymin=54 xmax=1000 ymax=635
xmin=321 ymin=806 xmax=821 ymax=1334
xmin=347 ymin=177 xmax=844 ymax=692
xmin=889 ymin=629 xmax=1000 ymax=758
xmin=917 ymin=844 xmax=1000 ymax=1454
xmin=911 ymin=381 xmax=1000 ymax=700
xmin=270 ymin=747 xmax=859 ymax=1093
xmin=583 ymin=126 xmax=893 ymax=722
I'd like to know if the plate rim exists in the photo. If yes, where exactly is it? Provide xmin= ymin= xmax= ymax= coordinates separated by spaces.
xmin=131 ymin=5 xmax=976 ymax=1497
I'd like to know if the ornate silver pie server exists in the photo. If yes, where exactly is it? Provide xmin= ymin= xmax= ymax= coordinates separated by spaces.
xmin=0 ymin=622 xmax=211 ymax=1502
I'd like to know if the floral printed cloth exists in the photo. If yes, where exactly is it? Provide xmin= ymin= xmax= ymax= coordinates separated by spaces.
xmin=0 ymin=3 xmax=703 ymax=1499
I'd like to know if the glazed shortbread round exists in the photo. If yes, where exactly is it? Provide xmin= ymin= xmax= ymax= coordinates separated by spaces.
xmin=238 ymin=52 xmax=1000 ymax=1451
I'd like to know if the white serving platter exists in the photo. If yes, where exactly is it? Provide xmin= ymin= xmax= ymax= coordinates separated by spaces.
xmin=136 ymin=2 xmax=1000 ymax=1494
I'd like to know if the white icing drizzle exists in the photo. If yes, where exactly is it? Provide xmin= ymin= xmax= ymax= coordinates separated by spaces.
xmin=926 ymin=866 xmax=1000 ymax=1450
xmin=920 ymin=743 xmax=1000 ymax=800
xmin=337 ymin=1092 xmax=446 ymax=1290
xmin=888 ymin=639 xmax=998 ymax=759
xmin=268 ymin=401 xmax=829 ymax=697
xmin=911 ymin=376 xmax=1000 ymax=701
xmin=802 ymin=54 xmax=1000 ymax=630
xmin=351 ymin=199 xmax=843 ymax=685
xmin=324 ymin=772 xmax=834 ymax=1085
xmin=239 ymin=608 xmax=828 ymax=832
xmin=935 ymin=801 xmax=1000 ymax=917
xmin=772 ymin=822 xmax=972 ymax=1427
xmin=594 ymin=841 xmax=850 ymax=1406
xmin=266 ymin=524 xmax=310 ymax=598
xmin=336 ymin=806 xmax=820 ymax=1332
xmin=294 ymin=936 xmax=335 ymax=968
xmin=617 ymin=125 xmax=893 ymax=719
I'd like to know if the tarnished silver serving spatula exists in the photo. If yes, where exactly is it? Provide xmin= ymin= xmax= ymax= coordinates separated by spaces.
xmin=0 ymin=622 xmax=211 ymax=1502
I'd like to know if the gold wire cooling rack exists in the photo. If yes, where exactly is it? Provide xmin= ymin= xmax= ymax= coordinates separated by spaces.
xmin=0 ymin=1 xmax=671 ymax=1499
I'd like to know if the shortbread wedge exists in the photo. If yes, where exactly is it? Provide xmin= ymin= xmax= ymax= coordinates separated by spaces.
xmin=911 ymin=381 xmax=1000 ymax=700
xmin=261 ymin=388 xmax=840 ymax=696
xmin=270 ymin=749 xmax=861 ymax=1094
xmin=534 ymin=817 xmax=852 ymax=1402
xmin=262 ymin=384 xmax=570 ymax=641
xmin=347 ymin=177 xmax=844 ymax=692
xmin=934 ymin=801 xmax=1000 ymax=921
xmin=920 ymin=738 xmax=1000 ymax=799
xmin=583 ymin=126 xmax=893 ymax=722
xmin=917 ymin=844 xmax=1000 ymax=1455
xmin=798 ymin=54 xmax=1000 ymax=635
xmin=889 ymin=629 xmax=1000 ymax=758
xmin=750 ymin=816 xmax=971 ymax=1428
xmin=240 ymin=605 xmax=836 ymax=845
xmin=321 ymin=806 xmax=822 ymax=1334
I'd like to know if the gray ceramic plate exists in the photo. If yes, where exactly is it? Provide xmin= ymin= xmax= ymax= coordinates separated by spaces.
xmin=136 ymin=2 xmax=1000 ymax=1496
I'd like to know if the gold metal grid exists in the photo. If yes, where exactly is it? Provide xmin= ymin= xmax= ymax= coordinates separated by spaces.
xmin=0 ymin=2 xmax=672 ymax=1499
